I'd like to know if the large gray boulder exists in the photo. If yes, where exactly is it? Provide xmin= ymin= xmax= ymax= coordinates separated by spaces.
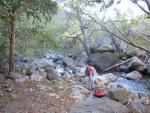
xmin=15 ymin=76 xmax=30 ymax=83
xmin=120 ymin=56 xmax=146 ymax=72
xmin=129 ymin=99 xmax=146 ymax=113
xmin=70 ymin=85 xmax=90 ymax=100
xmin=71 ymin=97 xmax=129 ymax=113
xmin=98 ymin=73 xmax=118 ymax=82
xmin=31 ymin=72 xmax=44 ymax=81
xmin=6 ymin=72 xmax=22 ymax=80
xmin=87 ymin=52 xmax=119 ymax=72
xmin=145 ymin=105 xmax=150 ymax=113
xmin=108 ymin=87 xmax=130 ymax=104
xmin=62 ymin=57 xmax=76 ymax=68
xmin=125 ymin=71 xmax=142 ymax=80
xmin=140 ymin=97 xmax=150 ymax=105
xmin=47 ymin=72 xmax=60 ymax=81
xmin=98 ymin=44 xmax=114 ymax=53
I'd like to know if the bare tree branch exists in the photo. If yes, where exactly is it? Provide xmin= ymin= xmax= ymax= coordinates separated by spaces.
xmin=128 ymin=29 xmax=150 ymax=42
xmin=82 ymin=11 xmax=150 ymax=54
xmin=131 ymin=0 xmax=150 ymax=15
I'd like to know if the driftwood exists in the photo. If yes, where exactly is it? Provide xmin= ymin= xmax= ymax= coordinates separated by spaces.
xmin=104 ymin=58 xmax=131 ymax=71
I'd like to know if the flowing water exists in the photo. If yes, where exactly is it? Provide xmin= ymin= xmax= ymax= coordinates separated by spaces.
xmin=115 ymin=76 xmax=150 ymax=97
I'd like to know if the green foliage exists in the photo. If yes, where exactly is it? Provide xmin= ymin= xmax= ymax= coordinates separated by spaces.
xmin=0 ymin=0 xmax=58 ymax=58
xmin=14 ymin=11 xmax=67 ymax=57
xmin=0 ymin=0 xmax=58 ymax=21
xmin=0 ymin=22 xmax=9 ymax=68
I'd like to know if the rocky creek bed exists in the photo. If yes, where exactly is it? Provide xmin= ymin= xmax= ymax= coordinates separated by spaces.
xmin=0 ymin=52 xmax=150 ymax=113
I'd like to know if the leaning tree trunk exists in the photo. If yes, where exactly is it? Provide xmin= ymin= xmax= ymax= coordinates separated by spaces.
xmin=9 ymin=13 xmax=16 ymax=73
xmin=77 ymin=12 xmax=91 ymax=56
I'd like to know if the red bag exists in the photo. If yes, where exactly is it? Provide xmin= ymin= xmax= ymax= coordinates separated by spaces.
xmin=85 ymin=67 xmax=93 ymax=76
xmin=94 ymin=88 xmax=105 ymax=97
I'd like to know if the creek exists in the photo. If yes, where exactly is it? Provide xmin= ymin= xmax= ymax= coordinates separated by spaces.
xmin=115 ymin=76 xmax=150 ymax=97
xmin=15 ymin=53 xmax=150 ymax=97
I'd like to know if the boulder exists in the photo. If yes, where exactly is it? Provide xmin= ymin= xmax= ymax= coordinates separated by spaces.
xmin=55 ymin=65 xmax=64 ymax=74
xmin=28 ymin=63 xmax=39 ymax=74
xmin=108 ymin=87 xmax=130 ymax=104
xmin=125 ymin=71 xmax=142 ymax=80
xmin=87 ymin=52 xmax=119 ymax=72
xmin=131 ymin=108 xmax=143 ymax=113
xmin=62 ymin=57 xmax=76 ymax=68
xmin=120 ymin=56 xmax=146 ymax=72
xmin=129 ymin=99 xmax=146 ymax=113
xmin=15 ymin=65 xmax=23 ymax=74
xmin=6 ymin=72 xmax=22 ymax=80
xmin=70 ymin=85 xmax=90 ymax=100
xmin=22 ymin=57 xmax=33 ymax=63
xmin=47 ymin=73 xmax=59 ymax=81
xmin=0 ymin=64 xmax=9 ymax=73
xmin=15 ymin=57 xmax=33 ymax=64
xmin=140 ymin=97 xmax=150 ymax=105
xmin=0 ymin=84 xmax=14 ymax=92
xmin=71 ymin=97 xmax=129 ymax=113
xmin=42 ymin=64 xmax=54 ymax=73
xmin=62 ymin=71 xmax=72 ymax=80
xmin=31 ymin=72 xmax=44 ymax=81
xmin=145 ymin=105 xmax=150 ymax=113
xmin=90 ymin=47 xmax=99 ymax=54
xmin=98 ymin=44 xmax=114 ymax=53
xmin=96 ymin=73 xmax=118 ymax=82
xmin=31 ymin=58 xmax=55 ymax=72
xmin=15 ymin=76 xmax=30 ymax=83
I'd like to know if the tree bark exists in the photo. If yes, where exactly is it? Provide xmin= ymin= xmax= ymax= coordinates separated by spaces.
xmin=77 ymin=12 xmax=91 ymax=56
xmin=9 ymin=9 xmax=16 ymax=73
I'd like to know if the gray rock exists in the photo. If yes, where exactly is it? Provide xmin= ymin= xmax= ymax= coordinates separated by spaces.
xmin=62 ymin=57 xmax=76 ymax=68
xmin=47 ymin=73 xmax=59 ymax=81
xmin=108 ymin=87 xmax=130 ymax=104
xmin=145 ymin=105 xmax=150 ymax=113
xmin=62 ymin=72 xmax=72 ymax=79
xmin=87 ymin=52 xmax=119 ymax=72
xmin=0 ymin=64 xmax=9 ymax=73
xmin=29 ymin=63 xmax=39 ymax=73
xmin=15 ymin=76 xmax=30 ymax=83
xmin=96 ymin=73 xmax=118 ymax=82
xmin=0 ymin=84 xmax=14 ymax=92
xmin=42 ymin=64 xmax=54 ymax=73
xmin=120 ymin=56 xmax=146 ymax=72
xmin=125 ymin=71 xmax=142 ymax=80
xmin=23 ymin=57 xmax=33 ymax=63
xmin=129 ymin=99 xmax=146 ymax=113
xmin=6 ymin=72 xmax=22 ymax=80
xmin=31 ymin=72 xmax=44 ymax=81
xmin=140 ymin=97 xmax=150 ymax=105
xmin=71 ymin=97 xmax=129 ymax=113
xmin=70 ymin=85 xmax=90 ymax=100
xmin=55 ymin=66 xmax=64 ymax=74
xmin=131 ymin=108 xmax=143 ymax=113
xmin=98 ymin=44 xmax=114 ymax=53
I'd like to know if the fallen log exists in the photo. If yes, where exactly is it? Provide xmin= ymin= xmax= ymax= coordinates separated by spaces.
xmin=104 ymin=58 xmax=131 ymax=71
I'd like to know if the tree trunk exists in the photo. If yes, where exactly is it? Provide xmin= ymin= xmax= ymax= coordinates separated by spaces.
xmin=77 ymin=12 xmax=91 ymax=56
xmin=78 ymin=37 xmax=91 ymax=56
xmin=9 ymin=14 xmax=16 ymax=73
